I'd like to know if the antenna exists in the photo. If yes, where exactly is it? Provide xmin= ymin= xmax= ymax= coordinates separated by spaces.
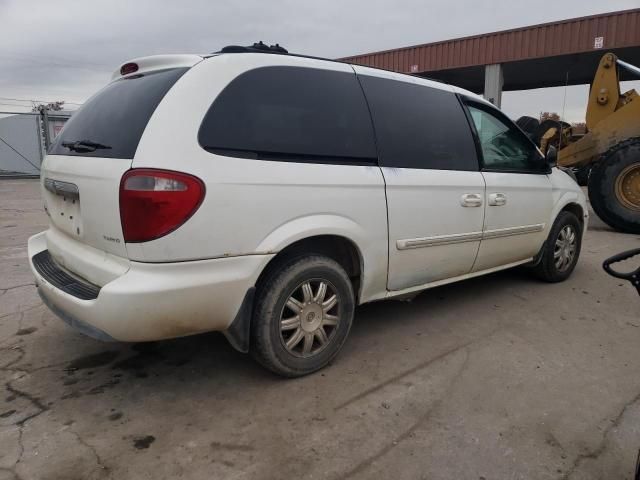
xmin=559 ymin=70 xmax=569 ymax=149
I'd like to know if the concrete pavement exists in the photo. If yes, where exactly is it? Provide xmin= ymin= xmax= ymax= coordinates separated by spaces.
xmin=0 ymin=179 xmax=639 ymax=480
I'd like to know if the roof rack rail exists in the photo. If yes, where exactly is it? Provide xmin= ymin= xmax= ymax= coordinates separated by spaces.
xmin=218 ymin=41 xmax=288 ymax=54
xmin=214 ymin=42 xmax=341 ymax=65
xmin=212 ymin=42 xmax=445 ymax=84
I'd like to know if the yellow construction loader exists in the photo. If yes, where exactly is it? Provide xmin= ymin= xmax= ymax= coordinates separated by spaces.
xmin=518 ymin=52 xmax=640 ymax=233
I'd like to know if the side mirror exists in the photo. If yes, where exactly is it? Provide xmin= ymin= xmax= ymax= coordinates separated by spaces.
xmin=545 ymin=145 xmax=558 ymax=169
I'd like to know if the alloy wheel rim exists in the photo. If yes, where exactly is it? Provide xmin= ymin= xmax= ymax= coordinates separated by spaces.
xmin=279 ymin=279 xmax=340 ymax=357
xmin=554 ymin=225 xmax=577 ymax=272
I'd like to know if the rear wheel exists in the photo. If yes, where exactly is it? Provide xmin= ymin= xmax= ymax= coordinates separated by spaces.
xmin=532 ymin=211 xmax=582 ymax=282
xmin=251 ymin=255 xmax=355 ymax=377
xmin=588 ymin=138 xmax=640 ymax=234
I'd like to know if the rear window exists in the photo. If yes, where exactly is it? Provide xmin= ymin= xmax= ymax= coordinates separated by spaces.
xmin=49 ymin=68 xmax=187 ymax=159
xmin=198 ymin=66 xmax=377 ymax=164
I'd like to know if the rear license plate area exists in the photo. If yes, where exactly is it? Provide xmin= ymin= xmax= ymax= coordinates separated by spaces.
xmin=43 ymin=178 xmax=82 ymax=237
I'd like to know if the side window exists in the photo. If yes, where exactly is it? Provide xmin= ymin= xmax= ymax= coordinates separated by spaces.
xmin=357 ymin=75 xmax=478 ymax=171
xmin=466 ymin=104 xmax=545 ymax=172
xmin=198 ymin=66 xmax=377 ymax=164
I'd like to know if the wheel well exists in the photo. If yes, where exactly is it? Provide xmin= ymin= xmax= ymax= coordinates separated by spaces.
xmin=256 ymin=235 xmax=363 ymax=300
xmin=561 ymin=203 xmax=585 ymax=228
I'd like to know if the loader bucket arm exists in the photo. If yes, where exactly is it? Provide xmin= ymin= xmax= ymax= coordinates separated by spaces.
xmin=586 ymin=53 xmax=621 ymax=131
xmin=558 ymin=52 xmax=640 ymax=169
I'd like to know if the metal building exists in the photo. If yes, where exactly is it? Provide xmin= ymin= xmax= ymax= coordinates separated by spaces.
xmin=340 ymin=8 xmax=640 ymax=107
xmin=0 ymin=110 xmax=72 ymax=176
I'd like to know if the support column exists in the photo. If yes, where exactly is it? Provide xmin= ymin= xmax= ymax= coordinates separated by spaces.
xmin=483 ymin=63 xmax=504 ymax=108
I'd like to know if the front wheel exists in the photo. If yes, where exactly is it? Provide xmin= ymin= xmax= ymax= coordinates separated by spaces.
xmin=531 ymin=211 xmax=582 ymax=282
xmin=251 ymin=255 xmax=355 ymax=377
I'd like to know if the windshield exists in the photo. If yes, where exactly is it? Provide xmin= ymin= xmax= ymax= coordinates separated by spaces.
xmin=49 ymin=68 xmax=188 ymax=159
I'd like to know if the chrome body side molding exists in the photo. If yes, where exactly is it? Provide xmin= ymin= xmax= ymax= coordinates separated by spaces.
xmin=396 ymin=231 xmax=483 ymax=250
xmin=396 ymin=224 xmax=545 ymax=250
xmin=482 ymin=223 xmax=545 ymax=239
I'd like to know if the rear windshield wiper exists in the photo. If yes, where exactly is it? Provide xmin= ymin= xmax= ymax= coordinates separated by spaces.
xmin=61 ymin=140 xmax=112 ymax=153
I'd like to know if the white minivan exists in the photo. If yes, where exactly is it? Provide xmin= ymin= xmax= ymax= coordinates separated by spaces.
xmin=28 ymin=43 xmax=588 ymax=376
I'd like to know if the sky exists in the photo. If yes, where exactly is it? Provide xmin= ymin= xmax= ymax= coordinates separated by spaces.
xmin=0 ymin=0 xmax=639 ymax=122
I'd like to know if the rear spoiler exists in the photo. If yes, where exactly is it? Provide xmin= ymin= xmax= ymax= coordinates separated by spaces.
xmin=111 ymin=54 xmax=204 ymax=81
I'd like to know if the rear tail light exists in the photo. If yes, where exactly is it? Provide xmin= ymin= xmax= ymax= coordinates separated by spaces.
xmin=119 ymin=169 xmax=205 ymax=243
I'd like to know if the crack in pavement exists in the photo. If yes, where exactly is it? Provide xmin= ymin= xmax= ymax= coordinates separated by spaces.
xmin=14 ymin=424 xmax=25 ymax=478
xmin=334 ymin=325 xmax=502 ymax=412
xmin=0 ymin=303 xmax=44 ymax=322
xmin=335 ymin=348 xmax=471 ymax=480
xmin=0 ymin=284 xmax=35 ymax=296
xmin=0 ymin=345 xmax=26 ymax=371
xmin=0 ymin=342 xmax=100 ymax=479
xmin=0 ymin=342 xmax=76 ymax=375
xmin=561 ymin=390 xmax=640 ymax=480
xmin=4 ymin=381 xmax=49 ymax=426
xmin=67 ymin=427 xmax=110 ymax=477
xmin=0 ymin=424 xmax=26 ymax=480
xmin=0 ymin=466 xmax=24 ymax=480
xmin=0 ymin=381 xmax=48 ymax=479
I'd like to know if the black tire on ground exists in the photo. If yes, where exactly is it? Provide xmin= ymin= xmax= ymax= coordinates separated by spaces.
xmin=588 ymin=138 xmax=640 ymax=234
xmin=532 ymin=211 xmax=582 ymax=282
xmin=251 ymin=255 xmax=355 ymax=377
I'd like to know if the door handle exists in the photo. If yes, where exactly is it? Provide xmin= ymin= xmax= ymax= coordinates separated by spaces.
xmin=460 ymin=193 xmax=483 ymax=207
xmin=488 ymin=193 xmax=507 ymax=206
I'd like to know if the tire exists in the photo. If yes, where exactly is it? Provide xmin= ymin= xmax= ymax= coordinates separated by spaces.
xmin=532 ymin=211 xmax=582 ymax=282
xmin=515 ymin=116 xmax=540 ymax=138
xmin=251 ymin=255 xmax=355 ymax=377
xmin=574 ymin=165 xmax=591 ymax=187
xmin=588 ymin=138 xmax=640 ymax=234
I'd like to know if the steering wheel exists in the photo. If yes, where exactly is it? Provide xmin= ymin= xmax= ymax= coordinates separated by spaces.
xmin=485 ymin=141 xmax=511 ymax=163
xmin=603 ymin=248 xmax=640 ymax=294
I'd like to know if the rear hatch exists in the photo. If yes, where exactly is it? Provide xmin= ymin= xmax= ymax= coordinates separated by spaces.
xmin=42 ymin=56 xmax=201 ymax=267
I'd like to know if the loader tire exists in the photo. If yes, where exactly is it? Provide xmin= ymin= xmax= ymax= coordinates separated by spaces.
xmin=588 ymin=138 xmax=640 ymax=234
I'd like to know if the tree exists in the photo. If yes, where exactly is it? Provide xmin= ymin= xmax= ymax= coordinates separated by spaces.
xmin=540 ymin=111 xmax=560 ymax=122
xmin=571 ymin=122 xmax=587 ymax=134
xmin=32 ymin=101 xmax=65 ymax=113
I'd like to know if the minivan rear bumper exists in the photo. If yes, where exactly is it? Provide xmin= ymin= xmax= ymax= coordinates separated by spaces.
xmin=28 ymin=231 xmax=273 ymax=342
